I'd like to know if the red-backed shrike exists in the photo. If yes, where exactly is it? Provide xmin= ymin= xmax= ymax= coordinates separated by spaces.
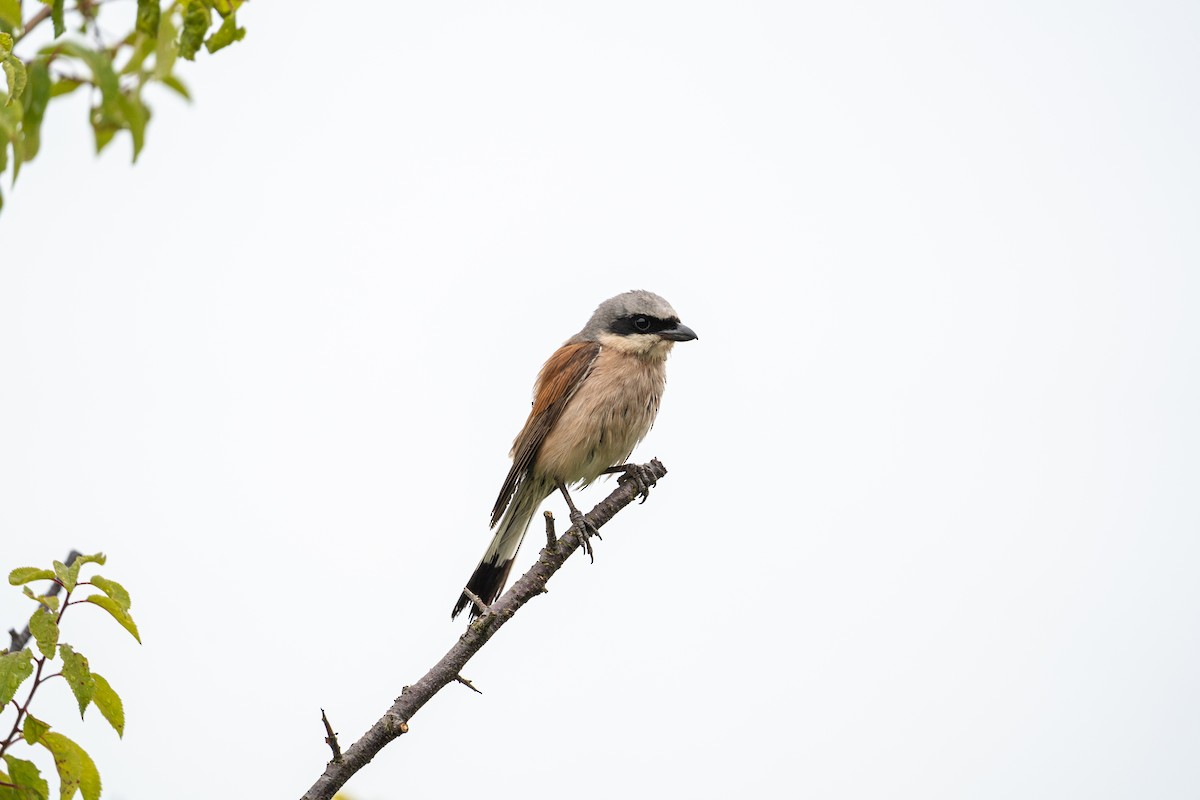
xmin=452 ymin=290 xmax=697 ymax=619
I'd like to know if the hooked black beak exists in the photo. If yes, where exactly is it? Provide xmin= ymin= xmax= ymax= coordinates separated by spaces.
xmin=661 ymin=322 xmax=698 ymax=342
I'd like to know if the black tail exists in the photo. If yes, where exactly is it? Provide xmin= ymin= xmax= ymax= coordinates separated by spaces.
xmin=452 ymin=555 xmax=516 ymax=620
xmin=451 ymin=479 xmax=549 ymax=620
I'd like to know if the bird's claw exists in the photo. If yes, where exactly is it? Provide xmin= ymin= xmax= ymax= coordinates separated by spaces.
xmin=617 ymin=463 xmax=658 ymax=503
xmin=569 ymin=509 xmax=602 ymax=563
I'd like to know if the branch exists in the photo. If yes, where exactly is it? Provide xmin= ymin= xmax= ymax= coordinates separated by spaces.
xmin=7 ymin=550 xmax=82 ymax=653
xmin=320 ymin=709 xmax=341 ymax=763
xmin=12 ymin=6 xmax=52 ymax=45
xmin=13 ymin=0 xmax=113 ymax=46
xmin=299 ymin=459 xmax=669 ymax=800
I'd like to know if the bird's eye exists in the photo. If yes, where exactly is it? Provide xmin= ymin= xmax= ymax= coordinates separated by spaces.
xmin=634 ymin=317 xmax=651 ymax=331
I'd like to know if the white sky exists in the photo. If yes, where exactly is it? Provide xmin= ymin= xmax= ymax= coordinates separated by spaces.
xmin=2 ymin=2 xmax=1199 ymax=798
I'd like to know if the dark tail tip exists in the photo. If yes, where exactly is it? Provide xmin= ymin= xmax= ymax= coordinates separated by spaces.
xmin=451 ymin=557 xmax=515 ymax=621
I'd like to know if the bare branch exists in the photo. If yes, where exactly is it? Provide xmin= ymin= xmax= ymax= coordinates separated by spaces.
xmin=454 ymin=675 xmax=482 ymax=695
xmin=320 ymin=709 xmax=342 ymax=763
xmin=12 ymin=6 xmax=52 ymax=45
xmin=299 ymin=459 xmax=669 ymax=800
xmin=543 ymin=510 xmax=557 ymax=550
xmin=13 ymin=0 xmax=117 ymax=46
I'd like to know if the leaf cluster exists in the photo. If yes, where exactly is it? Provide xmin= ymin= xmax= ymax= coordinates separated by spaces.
xmin=0 ymin=0 xmax=248 ymax=212
xmin=1 ymin=553 xmax=140 ymax=800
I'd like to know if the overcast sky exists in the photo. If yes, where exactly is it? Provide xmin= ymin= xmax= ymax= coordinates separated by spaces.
xmin=2 ymin=2 xmax=1199 ymax=799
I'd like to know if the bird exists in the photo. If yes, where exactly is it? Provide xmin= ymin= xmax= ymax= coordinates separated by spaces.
xmin=452 ymin=290 xmax=697 ymax=620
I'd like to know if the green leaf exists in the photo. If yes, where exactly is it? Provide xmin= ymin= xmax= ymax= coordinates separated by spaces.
xmin=0 ymin=87 xmax=14 ymax=131
xmin=120 ymin=32 xmax=155 ymax=76
xmin=204 ymin=13 xmax=244 ymax=54
xmin=83 ymin=595 xmax=141 ymax=643
xmin=0 ymin=95 xmax=17 ymax=156
xmin=38 ymin=732 xmax=101 ymax=800
xmin=51 ymin=43 xmax=118 ymax=110
xmin=71 ymin=553 xmax=106 ymax=568
xmin=9 ymin=112 xmax=21 ymax=181
xmin=136 ymin=0 xmax=160 ymax=37
xmin=0 ymin=1 xmax=21 ymax=29
xmin=87 ymin=576 xmax=131 ymax=611
xmin=178 ymin=0 xmax=210 ymax=61
xmin=28 ymin=607 xmax=58 ymax=659
xmin=117 ymin=91 xmax=148 ymax=160
xmin=3 ymin=54 xmax=25 ymax=106
xmin=0 ymin=31 xmax=11 ymax=57
xmin=90 ymin=111 xmax=116 ymax=153
xmin=210 ymin=0 xmax=243 ymax=18
xmin=22 ymin=713 xmax=50 ymax=746
xmin=50 ymin=0 xmax=63 ymax=39
xmin=159 ymin=73 xmax=189 ymax=100
xmin=51 ymin=561 xmax=80 ymax=593
xmin=57 ymin=645 xmax=94 ymax=718
xmin=9 ymin=567 xmax=56 ymax=585
xmin=2 ymin=755 xmax=49 ymax=800
xmin=22 ymin=586 xmax=60 ymax=612
xmin=153 ymin=11 xmax=176 ymax=78
xmin=49 ymin=78 xmax=81 ymax=97
xmin=19 ymin=58 xmax=49 ymax=160
xmin=88 ymin=673 xmax=123 ymax=737
xmin=0 ymin=649 xmax=34 ymax=707
xmin=22 ymin=60 xmax=50 ymax=120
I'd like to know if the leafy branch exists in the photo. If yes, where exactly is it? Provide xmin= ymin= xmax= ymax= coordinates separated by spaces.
xmin=6 ymin=551 xmax=79 ymax=655
xmin=0 ymin=552 xmax=141 ymax=800
xmin=0 ymin=0 xmax=249 ymax=213
xmin=299 ymin=459 xmax=670 ymax=800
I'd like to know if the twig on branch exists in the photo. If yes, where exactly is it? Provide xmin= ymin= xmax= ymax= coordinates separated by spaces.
xmin=543 ymin=510 xmax=557 ymax=550
xmin=7 ymin=550 xmax=82 ymax=653
xmin=320 ymin=709 xmax=341 ymax=763
xmin=13 ymin=0 xmax=115 ymax=46
xmin=299 ymin=459 xmax=669 ymax=800
xmin=461 ymin=587 xmax=489 ymax=618
xmin=12 ymin=6 xmax=52 ymax=45
xmin=454 ymin=675 xmax=482 ymax=695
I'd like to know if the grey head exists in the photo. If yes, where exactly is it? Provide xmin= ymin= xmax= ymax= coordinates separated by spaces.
xmin=568 ymin=290 xmax=698 ymax=347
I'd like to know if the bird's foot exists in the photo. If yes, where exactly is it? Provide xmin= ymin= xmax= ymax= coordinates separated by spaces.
xmin=557 ymin=479 xmax=602 ymax=563
xmin=569 ymin=508 xmax=602 ymax=563
xmin=607 ymin=462 xmax=659 ymax=504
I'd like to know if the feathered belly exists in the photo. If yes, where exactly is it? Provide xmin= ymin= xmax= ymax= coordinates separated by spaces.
xmin=534 ymin=351 xmax=666 ymax=486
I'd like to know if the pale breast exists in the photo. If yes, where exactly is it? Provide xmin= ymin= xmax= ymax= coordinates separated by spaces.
xmin=534 ymin=347 xmax=666 ymax=486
